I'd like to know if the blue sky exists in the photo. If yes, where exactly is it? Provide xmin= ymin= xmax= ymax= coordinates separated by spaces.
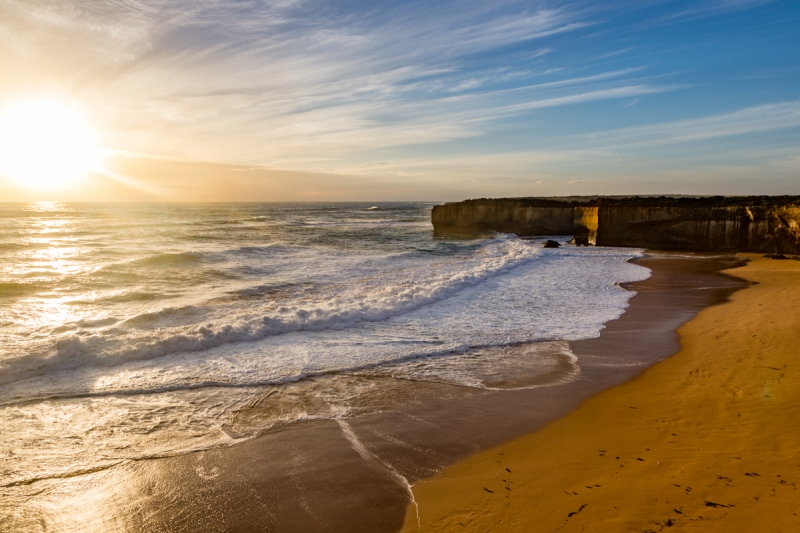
xmin=1 ymin=0 xmax=798 ymax=200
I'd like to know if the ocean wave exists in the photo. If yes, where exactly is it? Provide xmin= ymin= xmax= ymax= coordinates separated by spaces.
xmin=0 ymin=242 xmax=51 ymax=252
xmin=94 ymin=291 xmax=175 ymax=304
xmin=0 ymin=282 xmax=42 ymax=298
xmin=0 ymin=236 xmax=543 ymax=385
xmin=133 ymin=251 xmax=208 ymax=267
xmin=74 ymin=317 xmax=120 ymax=329
xmin=95 ymin=251 xmax=212 ymax=273
xmin=100 ymin=245 xmax=296 ymax=274
xmin=228 ymin=244 xmax=299 ymax=256
xmin=281 ymin=218 xmax=425 ymax=227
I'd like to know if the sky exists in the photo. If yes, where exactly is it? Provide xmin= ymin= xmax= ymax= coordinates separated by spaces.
xmin=0 ymin=0 xmax=798 ymax=201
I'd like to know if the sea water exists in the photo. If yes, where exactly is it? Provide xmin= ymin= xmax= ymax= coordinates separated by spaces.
xmin=0 ymin=202 xmax=649 ymax=491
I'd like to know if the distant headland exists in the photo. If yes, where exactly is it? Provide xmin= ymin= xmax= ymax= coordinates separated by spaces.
xmin=432 ymin=196 xmax=800 ymax=254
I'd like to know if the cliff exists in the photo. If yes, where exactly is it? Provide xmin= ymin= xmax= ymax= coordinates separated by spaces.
xmin=431 ymin=198 xmax=576 ymax=235
xmin=432 ymin=196 xmax=800 ymax=254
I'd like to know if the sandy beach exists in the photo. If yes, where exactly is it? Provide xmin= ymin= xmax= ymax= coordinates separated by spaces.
xmin=401 ymin=255 xmax=800 ymax=532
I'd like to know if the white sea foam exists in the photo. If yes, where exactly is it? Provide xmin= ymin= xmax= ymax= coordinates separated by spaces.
xmin=0 ymin=239 xmax=649 ymax=406
xmin=0 ymin=235 xmax=546 ymax=386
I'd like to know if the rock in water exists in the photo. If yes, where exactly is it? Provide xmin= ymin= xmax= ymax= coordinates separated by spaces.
xmin=543 ymin=240 xmax=561 ymax=248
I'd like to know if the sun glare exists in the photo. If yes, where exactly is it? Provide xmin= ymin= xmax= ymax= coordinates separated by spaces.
xmin=0 ymin=99 xmax=100 ymax=190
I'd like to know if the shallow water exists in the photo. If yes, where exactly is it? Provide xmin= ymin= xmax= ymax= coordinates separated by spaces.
xmin=0 ymin=202 xmax=649 ymax=499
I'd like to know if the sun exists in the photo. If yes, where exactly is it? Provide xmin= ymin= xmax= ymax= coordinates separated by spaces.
xmin=0 ymin=98 xmax=100 ymax=190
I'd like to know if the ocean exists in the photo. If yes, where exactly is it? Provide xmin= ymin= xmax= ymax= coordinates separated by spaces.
xmin=0 ymin=202 xmax=649 ymax=507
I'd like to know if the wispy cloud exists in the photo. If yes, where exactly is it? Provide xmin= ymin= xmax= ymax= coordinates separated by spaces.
xmin=329 ymin=100 xmax=800 ymax=185
xmin=578 ymin=101 xmax=800 ymax=149
xmin=660 ymin=0 xmax=778 ymax=22
xmin=1 ymin=0 xmax=795 ymax=197
xmin=1 ymin=0 xmax=643 ymax=168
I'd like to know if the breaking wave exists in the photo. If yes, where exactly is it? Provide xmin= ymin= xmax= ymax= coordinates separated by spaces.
xmin=0 ymin=236 xmax=543 ymax=386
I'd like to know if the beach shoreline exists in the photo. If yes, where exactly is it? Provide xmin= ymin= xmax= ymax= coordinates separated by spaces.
xmin=400 ymin=254 xmax=800 ymax=532
xmin=2 ymin=251 xmax=749 ymax=532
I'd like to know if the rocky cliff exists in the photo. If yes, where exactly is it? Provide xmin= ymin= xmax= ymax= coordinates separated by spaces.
xmin=432 ymin=196 xmax=800 ymax=254
xmin=431 ymin=198 xmax=576 ymax=235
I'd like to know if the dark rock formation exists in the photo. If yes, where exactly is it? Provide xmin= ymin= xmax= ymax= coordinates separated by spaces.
xmin=432 ymin=196 xmax=800 ymax=254
xmin=543 ymin=240 xmax=561 ymax=248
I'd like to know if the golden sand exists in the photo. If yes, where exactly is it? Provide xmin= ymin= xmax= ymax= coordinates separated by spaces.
xmin=402 ymin=256 xmax=800 ymax=532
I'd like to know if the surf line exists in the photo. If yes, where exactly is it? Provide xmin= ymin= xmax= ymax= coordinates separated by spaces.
xmin=337 ymin=419 xmax=421 ymax=531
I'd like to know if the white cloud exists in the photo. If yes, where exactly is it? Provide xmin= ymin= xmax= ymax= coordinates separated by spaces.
xmin=578 ymin=101 xmax=800 ymax=149
xmin=1 ymin=0 xmax=617 ymax=167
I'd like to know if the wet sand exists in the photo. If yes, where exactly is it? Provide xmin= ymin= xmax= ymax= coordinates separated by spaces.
xmin=400 ymin=255 xmax=800 ymax=532
xmin=5 ymin=253 xmax=747 ymax=532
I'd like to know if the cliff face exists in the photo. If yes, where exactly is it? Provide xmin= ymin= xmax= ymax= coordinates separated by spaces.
xmin=596 ymin=206 xmax=800 ymax=253
xmin=572 ymin=206 xmax=599 ymax=245
xmin=431 ymin=197 xmax=800 ymax=254
xmin=432 ymin=199 xmax=574 ymax=235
